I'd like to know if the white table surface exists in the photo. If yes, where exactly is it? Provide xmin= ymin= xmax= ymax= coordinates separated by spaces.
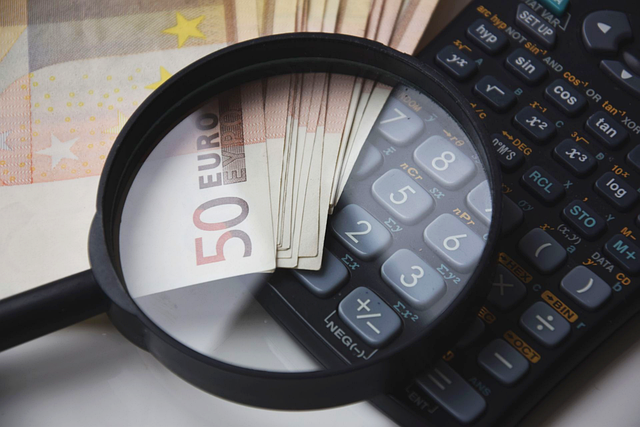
xmin=4 ymin=1 xmax=640 ymax=426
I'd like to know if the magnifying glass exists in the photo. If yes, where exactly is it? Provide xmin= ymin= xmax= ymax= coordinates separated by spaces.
xmin=0 ymin=33 xmax=500 ymax=410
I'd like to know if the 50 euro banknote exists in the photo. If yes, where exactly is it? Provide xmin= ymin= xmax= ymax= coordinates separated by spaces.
xmin=120 ymin=83 xmax=275 ymax=298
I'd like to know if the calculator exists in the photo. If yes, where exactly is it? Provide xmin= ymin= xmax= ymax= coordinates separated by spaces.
xmin=370 ymin=0 xmax=640 ymax=425
xmin=259 ymin=80 xmax=500 ymax=381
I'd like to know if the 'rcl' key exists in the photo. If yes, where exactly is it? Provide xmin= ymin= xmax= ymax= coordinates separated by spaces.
xmin=521 ymin=166 xmax=565 ymax=205
xmin=594 ymin=172 xmax=639 ymax=211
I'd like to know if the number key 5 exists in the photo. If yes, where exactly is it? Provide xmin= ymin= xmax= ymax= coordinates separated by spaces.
xmin=372 ymin=169 xmax=434 ymax=224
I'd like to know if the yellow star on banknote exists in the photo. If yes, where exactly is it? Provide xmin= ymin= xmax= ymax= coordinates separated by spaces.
xmin=145 ymin=67 xmax=173 ymax=90
xmin=163 ymin=12 xmax=206 ymax=48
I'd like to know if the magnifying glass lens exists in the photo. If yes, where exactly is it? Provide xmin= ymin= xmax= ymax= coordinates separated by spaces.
xmin=118 ymin=71 xmax=492 ymax=375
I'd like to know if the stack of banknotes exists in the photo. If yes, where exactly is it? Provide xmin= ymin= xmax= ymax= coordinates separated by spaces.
xmin=0 ymin=0 xmax=439 ymax=297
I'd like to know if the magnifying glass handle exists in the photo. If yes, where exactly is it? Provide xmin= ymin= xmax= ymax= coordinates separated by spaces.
xmin=0 ymin=270 xmax=108 ymax=352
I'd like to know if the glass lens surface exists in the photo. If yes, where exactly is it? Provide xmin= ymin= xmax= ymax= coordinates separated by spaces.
xmin=119 ymin=72 xmax=493 ymax=373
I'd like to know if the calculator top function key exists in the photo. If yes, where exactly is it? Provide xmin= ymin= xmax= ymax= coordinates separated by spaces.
xmin=467 ymin=19 xmax=509 ymax=54
xmin=506 ymin=48 xmax=548 ymax=85
xmin=600 ymin=60 xmax=640 ymax=99
xmin=585 ymin=111 xmax=629 ymax=150
xmin=544 ymin=79 xmax=587 ymax=117
xmin=513 ymin=106 xmax=556 ymax=143
xmin=436 ymin=45 xmax=477 ymax=81
xmin=582 ymin=10 xmax=632 ymax=55
xmin=516 ymin=4 xmax=557 ymax=49
xmin=474 ymin=76 xmax=517 ymax=112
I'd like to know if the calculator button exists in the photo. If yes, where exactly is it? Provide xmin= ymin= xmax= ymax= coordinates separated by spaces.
xmin=413 ymin=136 xmax=476 ymax=190
xmin=338 ymin=287 xmax=401 ymax=348
xmin=544 ymin=79 xmax=587 ymax=117
xmin=352 ymin=143 xmax=383 ymax=180
xmin=488 ymin=265 xmax=527 ymax=312
xmin=478 ymin=339 xmax=529 ymax=386
xmin=505 ymin=48 xmax=548 ymax=85
xmin=372 ymin=169 xmax=434 ymax=225
xmin=604 ymin=235 xmax=640 ymax=276
xmin=582 ymin=11 xmax=632 ymax=55
xmin=586 ymin=111 xmax=628 ymax=150
xmin=466 ymin=19 xmax=508 ymax=54
xmin=376 ymin=98 xmax=424 ymax=147
xmin=560 ymin=266 xmax=611 ymax=311
xmin=518 ymin=228 xmax=567 ymax=274
xmin=539 ymin=0 xmax=570 ymax=17
xmin=291 ymin=250 xmax=348 ymax=298
xmin=490 ymin=133 xmax=525 ymax=172
xmin=627 ymin=145 xmax=640 ymax=172
xmin=561 ymin=200 xmax=606 ymax=240
xmin=424 ymin=214 xmax=485 ymax=273
xmin=381 ymin=249 xmax=445 ymax=310
xmin=521 ymin=165 xmax=565 ymax=205
xmin=474 ymin=76 xmax=516 ymax=112
xmin=455 ymin=317 xmax=485 ymax=349
xmin=331 ymin=204 xmax=391 ymax=261
xmin=502 ymin=196 xmax=524 ymax=236
xmin=520 ymin=301 xmax=570 ymax=347
xmin=594 ymin=172 xmax=638 ymax=211
xmin=600 ymin=61 xmax=640 ymax=99
xmin=435 ymin=45 xmax=477 ymax=81
xmin=624 ymin=50 xmax=640 ymax=75
xmin=553 ymin=139 xmax=597 ymax=177
xmin=516 ymin=4 xmax=556 ymax=49
xmin=416 ymin=360 xmax=486 ymax=424
xmin=466 ymin=180 xmax=492 ymax=225
xmin=514 ymin=106 xmax=556 ymax=143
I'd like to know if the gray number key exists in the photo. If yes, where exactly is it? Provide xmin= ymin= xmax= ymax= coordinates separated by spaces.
xmin=466 ymin=180 xmax=493 ymax=225
xmin=377 ymin=98 xmax=424 ymax=147
xmin=424 ymin=214 xmax=485 ymax=273
xmin=331 ymin=204 xmax=391 ymax=261
xmin=381 ymin=249 xmax=446 ymax=309
xmin=414 ymin=136 xmax=476 ymax=189
xmin=338 ymin=287 xmax=402 ymax=348
xmin=372 ymin=169 xmax=434 ymax=224
xmin=291 ymin=250 xmax=349 ymax=298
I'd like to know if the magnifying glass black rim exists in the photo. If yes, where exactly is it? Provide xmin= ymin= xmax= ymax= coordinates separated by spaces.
xmin=88 ymin=33 xmax=502 ymax=410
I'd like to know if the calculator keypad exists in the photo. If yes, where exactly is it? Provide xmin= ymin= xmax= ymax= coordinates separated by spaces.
xmin=375 ymin=2 xmax=640 ymax=427
xmin=289 ymin=80 xmax=493 ymax=361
